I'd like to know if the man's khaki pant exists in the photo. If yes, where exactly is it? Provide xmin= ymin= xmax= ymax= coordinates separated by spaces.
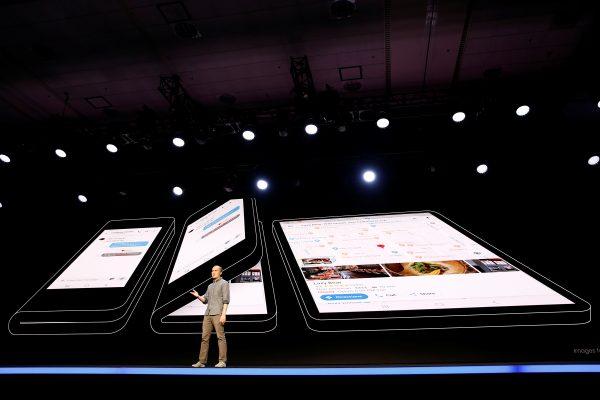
xmin=199 ymin=315 xmax=227 ymax=364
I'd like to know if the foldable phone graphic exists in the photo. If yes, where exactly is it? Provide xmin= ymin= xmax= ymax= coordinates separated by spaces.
xmin=151 ymin=199 xmax=276 ymax=334
xmin=8 ymin=217 xmax=175 ymax=335
xmin=273 ymin=210 xmax=590 ymax=332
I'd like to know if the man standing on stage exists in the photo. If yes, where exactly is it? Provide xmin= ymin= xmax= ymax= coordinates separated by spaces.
xmin=190 ymin=265 xmax=230 ymax=368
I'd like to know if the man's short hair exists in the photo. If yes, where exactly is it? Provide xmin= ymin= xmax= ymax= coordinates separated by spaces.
xmin=213 ymin=265 xmax=223 ymax=272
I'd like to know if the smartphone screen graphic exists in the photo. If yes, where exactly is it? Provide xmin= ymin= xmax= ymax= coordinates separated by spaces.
xmin=48 ymin=227 xmax=162 ymax=290
xmin=169 ymin=199 xmax=245 ymax=283
xmin=9 ymin=217 xmax=175 ymax=335
xmin=151 ymin=201 xmax=276 ymax=334
xmin=280 ymin=212 xmax=572 ymax=313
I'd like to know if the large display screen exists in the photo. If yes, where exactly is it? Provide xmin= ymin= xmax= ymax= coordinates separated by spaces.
xmin=168 ymin=262 xmax=268 ymax=316
xmin=48 ymin=227 xmax=162 ymax=289
xmin=169 ymin=199 xmax=245 ymax=283
xmin=280 ymin=212 xmax=573 ymax=313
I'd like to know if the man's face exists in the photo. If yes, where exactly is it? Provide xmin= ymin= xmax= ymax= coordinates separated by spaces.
xmin=212 ymin=266 xmax=222 ymax=279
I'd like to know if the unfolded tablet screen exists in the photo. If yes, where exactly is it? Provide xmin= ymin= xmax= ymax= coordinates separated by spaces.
xmin=169 ymin=199 xmax=245 ymax=283
xmin=168 ymin=262 xmax=268 ymax=316
xmin=48 ymin=227 xmax=163 ymax=289
xmin=280 ymin=212 xmax=573 ymax=313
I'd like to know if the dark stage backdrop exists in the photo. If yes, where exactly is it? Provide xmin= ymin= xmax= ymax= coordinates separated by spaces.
xmin=0 ymin=146 xmax=597 ymax=368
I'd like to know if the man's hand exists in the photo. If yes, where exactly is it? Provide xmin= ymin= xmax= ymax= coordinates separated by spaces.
xmin=190 ymin=290 xmax=199 ymax=298
xmin=219 ymin=314 xmax=226 ymax=326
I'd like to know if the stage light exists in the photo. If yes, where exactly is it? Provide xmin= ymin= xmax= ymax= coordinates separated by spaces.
xmin=256 ymin=179 xmax=269 ymax=190
xmin=476 ymin=164 xmax=488 ymax=174
xmin=597 ymin=100 xmax=600 ymax=109
xmin=0 ymin=154 xmax=10 ymax=163
xmin=106 ymin=144 xmax=118 ymax=153
xmin=0 ymin=202 xmax=3 ymax=208
xmin=331 ymin=0 xmax=357 ymax=19
xmin=172 ymin=186 xmax=183 ymax=196
xmin=376 ymin=118 xmax=390 ymax=129
xmin=172 ymin=137 xmax=185 ymax=147
xmin=362 ymin=170 xmax=376 ymax=183
xmin=55 ymin=149 xmax=67 ymax=158
xmin=516 ymin=105 xmax=530 ymax=116
xmin=305 ymin=124 xmax=318 ymax=135
xmin=242 ymin=130 xmax=255 ymax=141
xmin=588 ymin=155 xmax=599 ymax=166
xmin=77 ymin=195 xmax=88 ymax=203
xmin=452 ymin=112 xmax=466 ymax=123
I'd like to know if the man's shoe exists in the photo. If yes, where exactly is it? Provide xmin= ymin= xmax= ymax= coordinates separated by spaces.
xmin=214 ymin=361 xmax=227 ymax=368
xmin=191 ymin=361 xmax=206 ymax=368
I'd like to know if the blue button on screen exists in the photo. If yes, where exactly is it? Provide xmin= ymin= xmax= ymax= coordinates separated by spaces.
xmin=109 ymin=241 xmax=149 ymax=248
xmin=320 ymin=294 xmax=368 ymax=301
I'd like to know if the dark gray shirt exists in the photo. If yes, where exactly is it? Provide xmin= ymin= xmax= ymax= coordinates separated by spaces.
xmin=200 ymin=278 xmax=230 ymax=316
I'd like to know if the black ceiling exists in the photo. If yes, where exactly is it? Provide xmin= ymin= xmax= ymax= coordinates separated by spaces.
xmin=0 ymin=0 xmax=597 ymax=122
